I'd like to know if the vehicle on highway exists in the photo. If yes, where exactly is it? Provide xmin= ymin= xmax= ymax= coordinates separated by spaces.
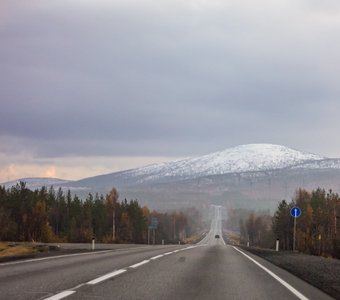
xmin=215 ymin=234 xmax=220 ymax=238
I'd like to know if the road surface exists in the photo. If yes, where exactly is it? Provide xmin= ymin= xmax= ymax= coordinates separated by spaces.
xmin=0 ymin=205 xmax=333 ymax=300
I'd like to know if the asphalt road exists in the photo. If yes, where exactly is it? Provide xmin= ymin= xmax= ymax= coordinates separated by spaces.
xmin=0 ymin=206 xmax=334 ymax=300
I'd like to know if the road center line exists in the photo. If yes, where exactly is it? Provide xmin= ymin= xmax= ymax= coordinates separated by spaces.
xmin=44 ymin=247 xmax=195 ymax=299
xmin=87 ymin=269 xmax=127 ymax=285
xmin=44 ymin=290 xmax=76 ymax=300
xmin=184 ymin=246 xmax=196 ymax=250
xmin=129 ymin=260 xmax=150 ymax=268
xmin=232 ymin=247 xmax=309 ymax=300
xmin=150 ymin=254 xmax=164 ymax=260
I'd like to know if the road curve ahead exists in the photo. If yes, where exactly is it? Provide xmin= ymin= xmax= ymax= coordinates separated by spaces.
xmin=0 ymin=206 xmax=333 ymax=300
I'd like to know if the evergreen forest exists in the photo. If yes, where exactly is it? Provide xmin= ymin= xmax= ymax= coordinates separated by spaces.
xmin=0 ymin=182 xmax=202 ymax=245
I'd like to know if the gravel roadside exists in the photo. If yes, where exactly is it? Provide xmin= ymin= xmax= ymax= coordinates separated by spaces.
xmin=241 ymin=246 xmax=340 ymax=299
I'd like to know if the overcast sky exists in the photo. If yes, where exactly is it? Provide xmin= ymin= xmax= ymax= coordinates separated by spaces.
xmin=1 ymin=0 xmax=340 ymax=182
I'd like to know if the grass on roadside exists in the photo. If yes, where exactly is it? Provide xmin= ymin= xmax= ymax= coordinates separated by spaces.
xmin=0 ymin=242 xmax=37 ymax=257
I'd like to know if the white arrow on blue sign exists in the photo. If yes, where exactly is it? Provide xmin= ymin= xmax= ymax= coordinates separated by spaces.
xmin=290 ymin=207 xmax=301 ymax=218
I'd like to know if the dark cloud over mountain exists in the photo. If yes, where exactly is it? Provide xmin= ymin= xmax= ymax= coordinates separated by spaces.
xmin=1 ymin=0 xmax=340 ymax=180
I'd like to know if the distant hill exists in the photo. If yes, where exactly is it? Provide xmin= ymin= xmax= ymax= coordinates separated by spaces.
xmin=3 ymin=144 xmax=340 ymax=211
xmin=2 ymin=178 xmax=72 ymax=190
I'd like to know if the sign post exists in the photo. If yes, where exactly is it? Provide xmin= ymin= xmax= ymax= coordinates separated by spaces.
xmin=290 ymin=206 xmax=301 ymax=251
xmin=148 ymin=227 xmax=150 ymax=245
xmin=148 ymin=217 xmax=158 ymax=245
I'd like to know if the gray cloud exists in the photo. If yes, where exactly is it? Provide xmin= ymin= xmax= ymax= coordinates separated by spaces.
xmin=1 ymin=0 xmax=340 ymax=160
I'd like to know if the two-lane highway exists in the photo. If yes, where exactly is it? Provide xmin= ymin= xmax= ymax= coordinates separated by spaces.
xmin=0 ymin=245 xmax=187 ymax=300
xmin=0 ymin=206 xmax=333 ymax=300
xmin=198 ymin=205 xmax=226 ymax=246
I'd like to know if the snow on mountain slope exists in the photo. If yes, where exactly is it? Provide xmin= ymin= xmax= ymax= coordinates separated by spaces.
xmin=1 ymin=144 xmax=328 ymax=190
xmin=117 ymin=144 xmax=325 ymax=183
xmin=290 ymin=158 xmax=340 ymax=170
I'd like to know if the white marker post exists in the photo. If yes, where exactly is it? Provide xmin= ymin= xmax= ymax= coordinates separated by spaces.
xmin=92 ymin=237 xmax=95 ymax=251
xmin=276 ymin=239 xmax=279 ymax=252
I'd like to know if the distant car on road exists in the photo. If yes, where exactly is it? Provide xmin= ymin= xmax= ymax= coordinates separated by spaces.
xmin=215 ymin=234 xmax=220 ymax=238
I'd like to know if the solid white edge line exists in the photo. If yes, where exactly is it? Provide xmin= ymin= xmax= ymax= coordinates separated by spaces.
xmin=87 ymin=269 xmax=127 ymax=285
xmin=232 ymin=247 xmax=309 ymax=300
xmin=163 ymin=252 xmax=173 ymax=255
xmin=129 ymin=260 xmax=150 ymax=268
xmin=0 ymin=250 xmax=114 ymax=266
xmin=44 ymin=290 xmax=76 ymax=300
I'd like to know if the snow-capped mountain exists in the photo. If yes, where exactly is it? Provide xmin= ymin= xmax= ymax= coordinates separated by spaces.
xmin=125 ymin=144 xmax=324 ymax=181
xmin=69 ymin=144 xmax=326 ymax=188
xmin=1 ymin=144 xmax=329 ymax=189
xmin=3 ymin=144 xmax=340 ymax=211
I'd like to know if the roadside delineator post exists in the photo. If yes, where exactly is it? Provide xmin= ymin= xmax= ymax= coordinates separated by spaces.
xmin=92 ymin=236 xmax=95 ymax=251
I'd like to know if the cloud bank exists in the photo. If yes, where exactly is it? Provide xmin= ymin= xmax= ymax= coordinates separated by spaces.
xmin=1 ymin=0 xmax=340 ymax=181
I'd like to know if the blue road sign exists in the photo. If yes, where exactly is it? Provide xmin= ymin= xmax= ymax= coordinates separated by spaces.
xmin=149 ymin=217 xmax=158 ymax=229
xmin=290 ymin=207 xmax=301 ymax=218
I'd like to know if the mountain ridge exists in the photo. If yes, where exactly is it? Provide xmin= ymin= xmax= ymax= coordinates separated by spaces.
xmin=66 ymin=144 xmax=327 ymax=187
xmin=0 ymin=144 xmax=333 ymax=189
xmin=3 ymin=144 xmax=340 ymax=211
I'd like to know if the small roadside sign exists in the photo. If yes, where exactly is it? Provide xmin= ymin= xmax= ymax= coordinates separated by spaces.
xmin=150 ymin=217 xmax=158 ymax=229
xmin=148 ymin=217 xmax=158 ymax=245
xmin=290 ymin=207 xmax=301 ymax=218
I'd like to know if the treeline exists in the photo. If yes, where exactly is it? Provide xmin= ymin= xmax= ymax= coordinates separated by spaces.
xmin=238 ymin=188 xmax=340 ymax=258
xmin=0 ymin=182 xmax=202 ymax=244
xmin=239 ymin=212 xmax=274 ymax=249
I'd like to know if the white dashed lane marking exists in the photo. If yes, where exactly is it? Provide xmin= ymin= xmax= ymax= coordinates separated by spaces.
xmin=44 ymin=246 xmax=197 ymax=300
xmin=87 ymin=269 xmax=127 ymax=285
xmin=129 ymin=260 xmax=150 ymax=268
xmin=44 ymin=290 xmax=76 ymax=300
xmin=150 ymin=254 xmax=164 ymax=260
